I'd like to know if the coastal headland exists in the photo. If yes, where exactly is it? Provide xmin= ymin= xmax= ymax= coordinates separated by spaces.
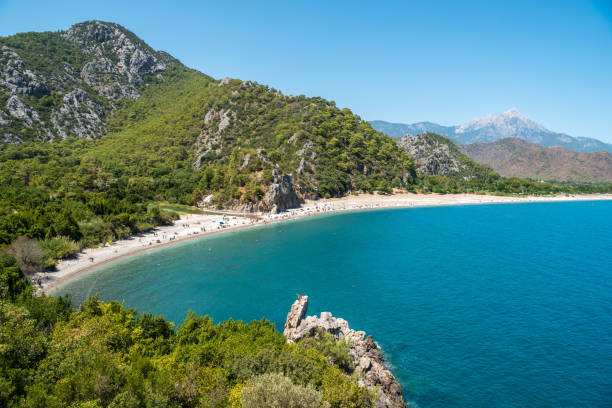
xmin=40 ymin=192 xmax=612 ymax=294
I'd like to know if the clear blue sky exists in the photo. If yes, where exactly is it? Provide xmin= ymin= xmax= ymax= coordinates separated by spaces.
xmin=1 ymin=0 xmax=611 ymax=142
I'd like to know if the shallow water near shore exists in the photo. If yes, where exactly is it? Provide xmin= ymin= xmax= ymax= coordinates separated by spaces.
xmin=55 ymin=201 xmax=612 ymax=408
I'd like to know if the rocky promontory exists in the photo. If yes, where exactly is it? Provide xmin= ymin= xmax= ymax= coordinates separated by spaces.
xmin=284 ymin=295 xmax=406 ymax=408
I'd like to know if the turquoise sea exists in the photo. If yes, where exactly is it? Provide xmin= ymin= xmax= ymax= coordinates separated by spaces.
xmin=55 ymin=201 xmax=612 ymax=408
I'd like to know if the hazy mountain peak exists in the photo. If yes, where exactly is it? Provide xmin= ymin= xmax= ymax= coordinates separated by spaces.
xmin=456 ymin=108 xmax=547 ymax=137
xmin=505 ymin=107 xmax=520 ymax=115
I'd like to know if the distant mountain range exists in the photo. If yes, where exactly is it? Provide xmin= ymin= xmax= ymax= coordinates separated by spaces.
xmin=370 ymin=109 xmax=612 ymax=153
xmin=461 ymin=138 xmax=612 ymax=183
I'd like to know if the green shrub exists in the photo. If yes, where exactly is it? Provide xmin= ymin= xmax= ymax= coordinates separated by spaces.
xmin=78 ymin=218 xmax=114 ymax=248
xmin=0 ymin=252 xmax=27 ymax=300
xmin=40 ymin=236 xmax=80 ymax=268
xmin=241 ymin=372 xmax=329 ymax=408
xmin=320 ymin=368 xmax=375 ymax=408
xmin=298 ymin=329 xmax=354 ymax=373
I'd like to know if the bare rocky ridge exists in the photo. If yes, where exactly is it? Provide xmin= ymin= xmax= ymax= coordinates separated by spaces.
xmin=461 ymin=138 xmax=612 ymax=182
xmin=51 ymin=88 xmax=107 ymax=139
xmin=284 ymin=295 xmax=406 ymax=408
xmin=398 ymin=133 xmax=464 ymax=176
xmin=0 ymin=20 xmax=177 ymax=141
xmin=397 ymin=132 xmax=492 ymax=180
xmin=62 ymin=21 xmax=169 ymax=100
xmin=0 ymin=45 xmax=48 ymax=97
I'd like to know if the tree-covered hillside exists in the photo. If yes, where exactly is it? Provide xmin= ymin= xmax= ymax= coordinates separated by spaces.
xmin=95 ymin=66 xmax=415 ymax=204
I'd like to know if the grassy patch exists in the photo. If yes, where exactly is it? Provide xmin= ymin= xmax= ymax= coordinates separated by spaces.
xmin=155 ymin=202 xmax=207 ymax=215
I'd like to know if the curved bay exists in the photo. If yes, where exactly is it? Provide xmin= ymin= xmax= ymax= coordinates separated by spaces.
xmin=55 ymin=201 xmax=612 ymax=408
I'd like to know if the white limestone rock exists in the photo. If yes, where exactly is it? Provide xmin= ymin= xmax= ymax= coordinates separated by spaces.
xmin=6 ymin=95 xmax=39 ymax=126
xmin=283 ymin=295 xmax=407 ymax=408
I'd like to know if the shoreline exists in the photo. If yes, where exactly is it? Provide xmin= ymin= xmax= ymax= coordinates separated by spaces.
xmin=40 ymin=192 xmax=612 ymax=294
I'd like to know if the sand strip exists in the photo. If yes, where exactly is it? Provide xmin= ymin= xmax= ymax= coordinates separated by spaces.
xmin=38 ymin=193 xmax=612 ymax=294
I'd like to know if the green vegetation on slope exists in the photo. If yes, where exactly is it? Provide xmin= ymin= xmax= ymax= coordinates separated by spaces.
xmin=0 ymin=258 xmax=374 ymax=408
xmin=0 ymin=137 xmax=180 ymax=263
xmin=97 ymin=66 xmax=416 ymax=201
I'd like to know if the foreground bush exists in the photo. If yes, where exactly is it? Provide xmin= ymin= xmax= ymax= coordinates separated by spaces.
xmin=241 ymin=372 xmax=329 ymax=408
xmin=0 ymin=260 xmax=374 ymax=408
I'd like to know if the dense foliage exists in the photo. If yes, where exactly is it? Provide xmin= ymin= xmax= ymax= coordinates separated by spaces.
xmin=0 ymin=259 xmax=374 ymax=408
xmin=93 ymin=66 xmax=416 ymax=202
xmin=0 ymin=136 xmax=179 ymax=262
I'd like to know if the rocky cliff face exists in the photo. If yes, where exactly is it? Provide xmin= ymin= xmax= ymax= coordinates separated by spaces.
xmin=203 ymin=169 xmax=302 ymax=213
xmin=284 ymin=295 xmax=407 ymax=408
xmin=399 ymin=133 xmax=463 ymax=176
xmin=398 ymin=132 xmax=477 ymax=178
xmin=61 ymin=21 xmax=171 ymax=100
xmin=263 ymin=171 xmax=301 ymax=213
xmin=0 ymin=20 xmax=178 ymax=142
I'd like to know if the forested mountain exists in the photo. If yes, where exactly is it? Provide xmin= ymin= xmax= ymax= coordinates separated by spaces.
xmin=371 ymin=109 xmax=612 ymax=153
xmin=461 ymin=138 xmax=612 ymax=183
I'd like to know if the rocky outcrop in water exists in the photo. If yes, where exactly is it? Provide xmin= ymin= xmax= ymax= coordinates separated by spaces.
xmin=284 ymin=295 xmax=406 ymax=408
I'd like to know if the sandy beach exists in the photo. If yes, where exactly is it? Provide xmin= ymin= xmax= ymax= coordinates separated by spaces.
xmin=38 ymin=192 xmax=612 ymax=294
